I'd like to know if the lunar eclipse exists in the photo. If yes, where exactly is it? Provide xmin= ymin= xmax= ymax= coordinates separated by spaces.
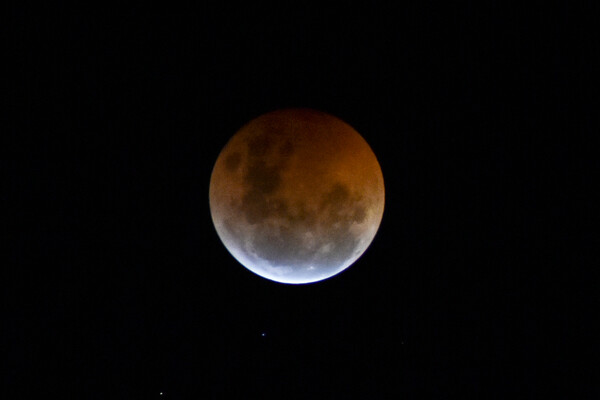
xmin=209 ymin=109 xmax=384 ymax=284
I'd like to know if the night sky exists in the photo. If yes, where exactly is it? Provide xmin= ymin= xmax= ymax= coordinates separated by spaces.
xmin=5 ymin=3 xmax=597 ymax=398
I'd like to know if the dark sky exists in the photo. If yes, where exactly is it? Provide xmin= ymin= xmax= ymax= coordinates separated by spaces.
xmin=5 ymin=3 xmax=597 ymax=398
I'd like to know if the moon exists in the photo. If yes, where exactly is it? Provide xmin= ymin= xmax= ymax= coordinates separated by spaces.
xmin=209 ymin=109 xmax=384 ymax=284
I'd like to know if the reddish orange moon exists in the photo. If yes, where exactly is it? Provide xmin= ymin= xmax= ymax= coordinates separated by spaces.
xmin=209 ymin=109 xmax=384 ymax=284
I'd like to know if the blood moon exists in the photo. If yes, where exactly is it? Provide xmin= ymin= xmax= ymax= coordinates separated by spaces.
xmin=209 ymin=109 xmax=384 ymax=284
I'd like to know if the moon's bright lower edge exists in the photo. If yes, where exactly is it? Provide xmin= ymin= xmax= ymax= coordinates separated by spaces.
xmin=209 ymin=109 xmax=384 ymax=284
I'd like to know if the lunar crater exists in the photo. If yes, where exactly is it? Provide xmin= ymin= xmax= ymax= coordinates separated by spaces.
xmin=224 ymin=152 xmax=242 ymax=172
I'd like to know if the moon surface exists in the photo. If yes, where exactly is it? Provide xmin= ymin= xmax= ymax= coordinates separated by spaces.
xmin=209 ymin=109 xmax=384 ymax=284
